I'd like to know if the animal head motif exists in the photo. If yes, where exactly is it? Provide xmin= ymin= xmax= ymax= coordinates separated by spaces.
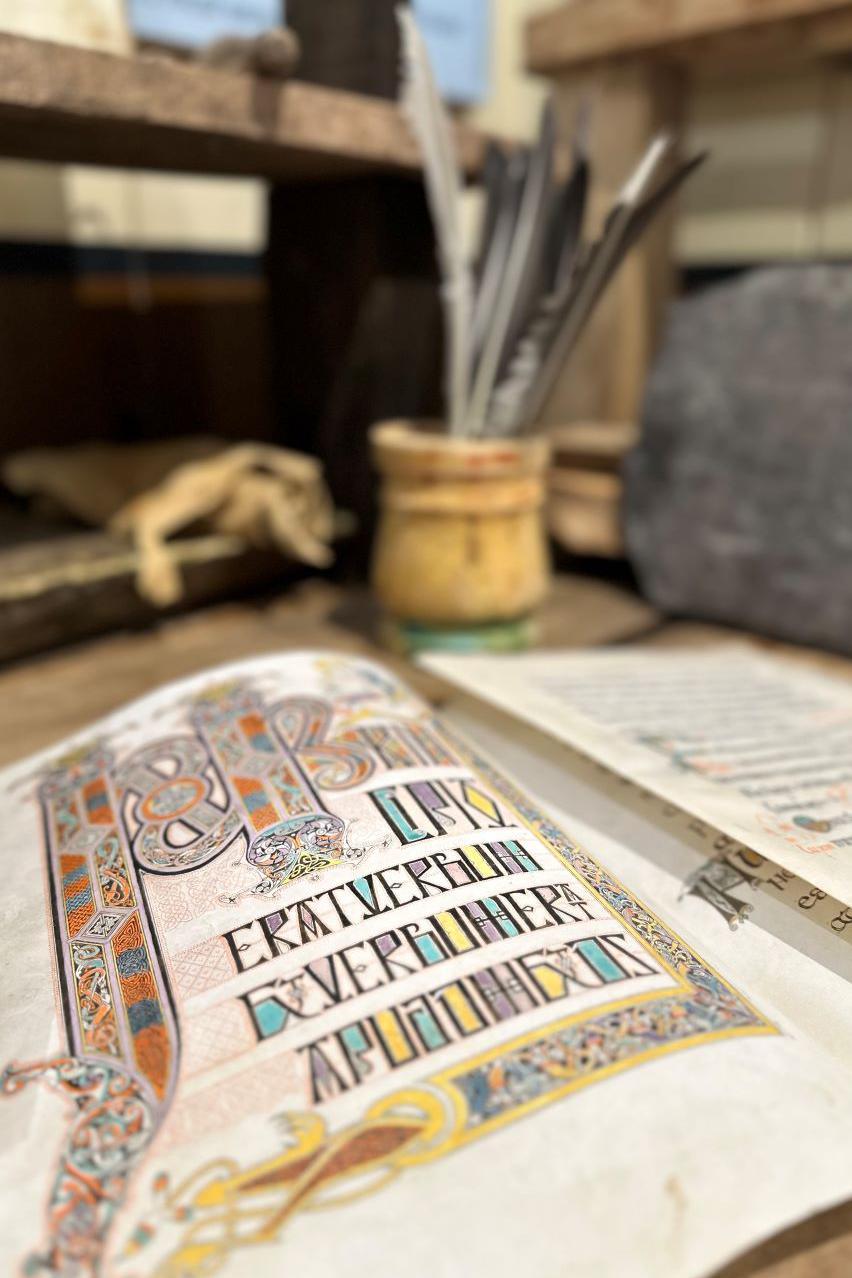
xmin=247 ymin=815 xmax=346 ymax=886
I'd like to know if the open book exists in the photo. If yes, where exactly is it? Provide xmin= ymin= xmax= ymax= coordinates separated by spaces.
xmin=1 ymin=651 xmax=851 ymax=1278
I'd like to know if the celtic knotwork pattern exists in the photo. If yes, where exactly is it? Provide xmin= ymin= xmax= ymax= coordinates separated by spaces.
xmin=246 ymin=815 xmax=344 ymax=885
xmin=116 ymin=738 xmax=239 ymax=875
xmin=94 ymin=831 xmax=135 ymax=909
xmin=111 ymin=915 xmax=171 ymax=1100
xmin=2 ymin=1056 xmax=156 ymax=1278
xmin=453 ymin=986 xmax=760 ymax=1128
xmin=3 ymin=742 xmax=181 ymax=1277
xmin=136 ymin=810 xmax=244 ymax=874
xmin=71 ymin=942 xmax=120 ymax=1058
xmin=272 ymin=698 xmax=376 ymax=790
xmin=190 ymin=684 xmax=384 ymax=900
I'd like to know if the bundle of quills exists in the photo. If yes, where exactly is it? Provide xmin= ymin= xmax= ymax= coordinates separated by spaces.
xmin=398 ymin=7 xmax=706 ymax=438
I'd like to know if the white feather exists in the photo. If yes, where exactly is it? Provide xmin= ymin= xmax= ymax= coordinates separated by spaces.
xmin=397 ymin=7 xmax=473 ymax=435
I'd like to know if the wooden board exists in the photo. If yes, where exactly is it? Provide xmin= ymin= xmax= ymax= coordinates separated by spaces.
xmin=547 ymin=421 xmax=636 ymax=558
xmin=0 ymin=528 xmax=301 ymax=663
xmin=0 ymin=31 xmax=488 ymax=179
xmin=550 ymin=421 xmax=639 ymax=467
xmin=527 ymin=0 xmax=852 ymax=73
xmin=549 ymin=470 xmax=625 ymax=557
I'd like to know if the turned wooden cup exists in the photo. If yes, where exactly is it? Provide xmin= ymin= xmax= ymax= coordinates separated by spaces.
xmin=369 ymin=420 xmax=552 ymax=629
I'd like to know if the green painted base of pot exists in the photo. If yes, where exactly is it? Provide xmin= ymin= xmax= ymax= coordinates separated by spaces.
xmin=381 ymin=615 xmax=536 ymax=656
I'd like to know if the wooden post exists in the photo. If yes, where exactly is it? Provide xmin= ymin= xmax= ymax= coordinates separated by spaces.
xmin=545 ymin=61 xmax=685 ymax=424
xmin=285 ymin=0 xmax=402 ymax=99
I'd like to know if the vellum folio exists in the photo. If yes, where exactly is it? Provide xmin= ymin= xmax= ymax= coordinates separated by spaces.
xmin=1 ymin=653 xmax=851 ymax=1278
xmin=424 ymin=646 xmax=852 ymax=906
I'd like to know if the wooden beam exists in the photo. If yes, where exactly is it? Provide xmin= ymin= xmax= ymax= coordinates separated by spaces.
xmin=0 ymin=32 xmax=487 ymax=179
xmin=527 ymin=0 xmax=852 ymax=73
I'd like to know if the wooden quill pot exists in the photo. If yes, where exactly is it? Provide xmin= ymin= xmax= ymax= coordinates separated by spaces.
xmin=370 ymin=421 xmax=552 ymax=626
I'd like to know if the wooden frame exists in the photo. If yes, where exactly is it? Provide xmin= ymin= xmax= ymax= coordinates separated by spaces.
xmin=527 ymin=0 xmax=852 ymax=73
xmin=0 ymin=31 xmax=486 ymax=179
xmin=525 ymin=0 xmax=852 ymax=426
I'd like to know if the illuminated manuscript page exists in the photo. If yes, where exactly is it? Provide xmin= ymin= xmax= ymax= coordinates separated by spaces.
xmin=423 ymin=646 xmax=852 ymax=905
xmin=2 ymin=653 xmax=852 ymax=1278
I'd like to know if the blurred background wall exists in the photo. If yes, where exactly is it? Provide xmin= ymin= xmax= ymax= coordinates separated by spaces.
xmin=465 ymin=0 xmax=852 ymax=263
xmin=0 ymin=0 xmax=851 ymax=459
xmin=0 ymin=0 xmax=265 ymax=253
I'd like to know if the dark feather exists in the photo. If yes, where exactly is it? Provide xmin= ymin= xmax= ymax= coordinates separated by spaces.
xmin=468 ymin=99 xmax=556 ymax=431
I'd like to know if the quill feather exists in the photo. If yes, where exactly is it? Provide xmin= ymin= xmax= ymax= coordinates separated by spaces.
xmin=397 ymin=7 xmax=473 ymax=434
xmin=466 ymin=101 xmax=556 ymax=435
xmin=546 ymin=101 xmax=590 ymax=293
xmin=487 ymin=106 xmax=591 ymax=435
xmin=475 ymin=143 xmax=509 ymax=285
xmin=490 ymin=135 xmax=701 ymax=434
xmin=471 ymin=148 xmax=527 ymax=371
xmin=486 ymin=259 xmax=584 ymax=435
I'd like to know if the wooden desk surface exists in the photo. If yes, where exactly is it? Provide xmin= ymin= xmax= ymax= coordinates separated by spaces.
xmin=0 ymin=574 xmax=660 ymax=766
xmin=1 ymin=573 xmax=850 ymax=1276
